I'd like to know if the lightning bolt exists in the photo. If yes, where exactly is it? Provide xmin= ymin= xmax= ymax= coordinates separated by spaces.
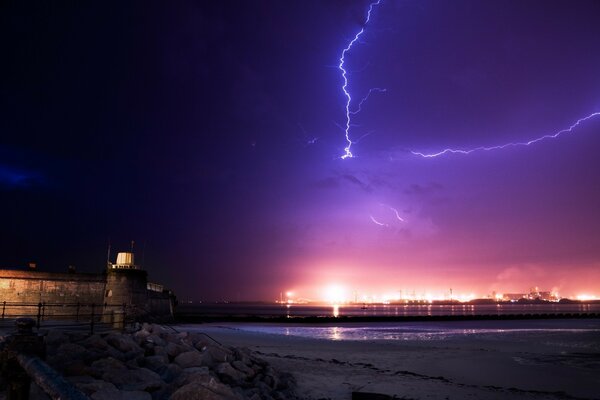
xmin=410 ymin=112 xmax=600 ymax=158
xmin=339 ymin=0 xmax=384 ymax=160
xmin=369 ymin=215 xmax=387 ymax=226
xmin=350 ymin=88 xmax=387 ymax=115
xmin=388 ymin=206 xmax=405 ymax=222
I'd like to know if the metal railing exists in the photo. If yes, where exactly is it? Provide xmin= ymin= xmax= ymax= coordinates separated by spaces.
xmin=0 ymin=301 xmax=137 ymax=334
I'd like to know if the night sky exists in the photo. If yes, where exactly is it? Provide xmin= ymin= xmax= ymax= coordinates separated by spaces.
xmin=2 ymin=0 xmax=600 ymax=301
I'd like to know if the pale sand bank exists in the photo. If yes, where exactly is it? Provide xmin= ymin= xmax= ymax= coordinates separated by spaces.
xmin=178 ymin=320 xmax=600 ymax=400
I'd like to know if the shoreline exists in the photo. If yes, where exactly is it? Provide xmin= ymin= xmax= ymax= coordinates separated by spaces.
xmin=175 ymin=312 xmax=600 ymax=324
xmin=179 ymin=320 xmax=600 ymax=400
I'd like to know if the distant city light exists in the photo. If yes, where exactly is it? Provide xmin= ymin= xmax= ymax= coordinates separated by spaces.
xmin=576 ymin=294 xmax=597 ymax=301
xmin=277 ymin=285 xmax=594 ymax=304
xmin=324 ymin=284 xmax=348 ymax=304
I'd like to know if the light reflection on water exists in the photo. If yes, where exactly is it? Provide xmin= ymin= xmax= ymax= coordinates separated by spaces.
xmin=332 ymin=305 xmax=340 ymax=318
xmin=180 ymin=302 xmax=600 ymax=319
xmin=236 ymin=325 xmax=600 ymax=342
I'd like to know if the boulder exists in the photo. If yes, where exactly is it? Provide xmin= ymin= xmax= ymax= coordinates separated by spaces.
xmin=133 ymin=329 xmax=151 ymax=341
xmin=91 ymin=387 xmax=151 ymax=400
xmin=206 ymin=345 xmax=233 ymax=363
xmin=232 ymin=360 xmax=255 ymax=377
xmin=90 ymin=357 xmax=127 ymax=374
xmin=142 ymin=355 xmax=169 ymax=371
xmin=155 ymin=363 xmax=183 ymax=383
xmin=105 ymin=333 xmax=142 ymax=354
xmin=170 ymin=380 xmax=239 ymax=400
xmin=72 ymin=379 xmax=118 ymax=396
xmin=263 ymin=366 xmax=279 ymax=389
xmin=216 ymin=362 xmax=247 ymax=385
xmin=62 ymin=359 xmax=89 ymax=377
xmin=173 ymin=351 xmax=207 ymax=368
xmin=102 ymin=368 xmax=163 ymax=392
xmin=145 ymin=334 xmax=166 ymax=347
xmin=174 ymin=366 xmax=210 ymax=387
xmin=165 ymin=342 xmax=193 ymax=359
xmin=55 ymin=343 xmax=90 ymax=360
xmin=153 ymin=346 xmax=168 ymax=359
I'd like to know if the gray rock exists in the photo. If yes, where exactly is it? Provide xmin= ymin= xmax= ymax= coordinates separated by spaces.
xmin=263 ymin=366 xmax=279 ymax=389
xmin=206 ymin=345 xmax=233 ymax=363
xmin=145 ymin=334 xmax=166 ymax=347
xmin=232 ymin=347 xmax=253 ymax=365
xmin=79 ymin=335 xmax=109 ymax=351
xmin=62 ymin=359 xmax=89 ymax=377
xmin=183 ymin=366 xmax=209 ymax=375
xmin=216 ymin=362 xmax=247 ymax=385
xmin=105 ymin=333 xmax=142 ymax=354
xmin=153 ymin=345 xmax=168 ymax=358
xmin=149 ymin=324 xmax=170 ymax=334
xmin=91 ymin=387 xmax=152 ymax=400
xmin=170 ymin=380 xmax=239 ymax=400
xmin=155 ymin=363 xmax=183 ymax=383
xmin=133 ymin=329 xmax=151 ymax=340
xmin=174 ymin=366 xmax=210 ymax=386
xmin=165 ymin=342 xmax=193 ymax=359
xmin=232 ymin=360 xmax=255 ymax=377
xmin=173 ymin=350 xmax=207 ymax=368
xmin=143 ymin=355 xmax=169 ymax=371
xmin=72 ymin=379 xmax=118 ymax=396
xmin=102 ymin=367 xmax=163 ymax=391
xmin=182 ymin=332 xmax=207 ymax=347
xmin=55 ymin=343 xmax=89 ymax=360
xmin=91 ymin=357 xmax=127 ymax=373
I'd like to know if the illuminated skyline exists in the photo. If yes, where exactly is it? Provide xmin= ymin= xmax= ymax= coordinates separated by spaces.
xmin=1 ymin=1 xmax=600 ymax=301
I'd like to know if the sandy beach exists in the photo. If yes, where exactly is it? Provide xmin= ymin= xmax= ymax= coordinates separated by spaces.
xmin=180 ymin=319 xmax=600 ymax=400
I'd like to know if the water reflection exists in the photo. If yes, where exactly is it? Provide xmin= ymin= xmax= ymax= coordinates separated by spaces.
xmin=332 ymin=304 xmax=340 ymax=317
xmin=330 ymin=326 xmax=341 ymax=340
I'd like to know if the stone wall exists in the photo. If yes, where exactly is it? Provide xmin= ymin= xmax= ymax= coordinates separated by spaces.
xmin=0 ymin=269 xmax=106 ymax=317
xmin=0 ymin=269 xmax=174 ymax=320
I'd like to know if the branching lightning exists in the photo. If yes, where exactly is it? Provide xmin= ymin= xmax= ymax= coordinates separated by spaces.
xmin=350 ymin=88 xmax=387 ymax=115
xmin=411 ymin=112 xmax=600 ymax=158
xmin=339 ymin=0 xmax=384 ymax=159
xmin=336 ymin=2 xmax=599 ymax=160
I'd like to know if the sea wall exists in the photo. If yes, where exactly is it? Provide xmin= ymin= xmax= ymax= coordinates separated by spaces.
xmin=0 ymin=269 xmax=174 ymax=319
xmin=0 ymin=270 xmax=106 ymax=317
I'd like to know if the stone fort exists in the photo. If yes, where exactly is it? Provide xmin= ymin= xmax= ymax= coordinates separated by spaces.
xmin=0 ymin=252 xmax=174 ymax=320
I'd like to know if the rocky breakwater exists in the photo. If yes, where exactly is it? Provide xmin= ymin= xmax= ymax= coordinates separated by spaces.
xmin=37 ymin=324 xmax=296 ymax=400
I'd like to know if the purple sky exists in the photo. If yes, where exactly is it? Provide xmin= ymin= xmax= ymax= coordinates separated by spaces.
xmin=1 ymin=0 xmax=600 ymax=301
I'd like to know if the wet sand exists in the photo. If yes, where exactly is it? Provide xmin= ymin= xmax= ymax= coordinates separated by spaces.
xmin=179 ymin=319 xmax=600 ymax=400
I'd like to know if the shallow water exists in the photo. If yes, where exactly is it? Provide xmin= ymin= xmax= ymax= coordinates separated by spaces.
xmin=179 ymin=302 xmax=600 ymax=318
xmin=224 ymin=319 xmax=600 ymax=345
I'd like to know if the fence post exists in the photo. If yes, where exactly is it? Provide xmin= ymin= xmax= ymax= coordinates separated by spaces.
xmin=2 ymin=301 xmax=5 ymax=319
xmin=76 ymin=302 xmax=80 ymax=322
xmin=36 ymin=302 xmax=42 ymax=329
xmin=41 ymin=302 xmax=45 ymax=321
xmin=90 ymin=304 xmax=95 ymax=335
xmin=122 ymin=303 xmax=126 ymax=332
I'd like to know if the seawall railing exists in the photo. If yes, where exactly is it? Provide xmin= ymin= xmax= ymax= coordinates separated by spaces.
xmin=0 ymin=301 xmax=136 ymax=334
